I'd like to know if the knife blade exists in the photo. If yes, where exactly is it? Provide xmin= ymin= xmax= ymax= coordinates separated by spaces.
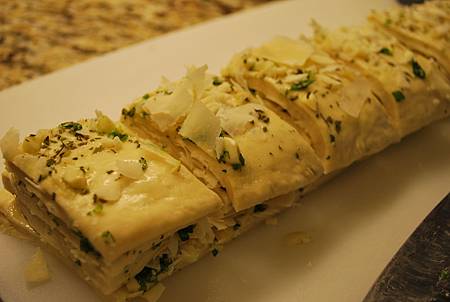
xmin=363 ymin=193 xmax=450 ymax=302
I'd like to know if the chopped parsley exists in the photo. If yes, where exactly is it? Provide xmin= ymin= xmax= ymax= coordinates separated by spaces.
xmin=218 ymin=150 xmax=230 ymax=164
xmin=233 ymin=223 xmax=241 ymax=230
xmin=142 ymin=93 xmax=150 ymax=100
xmin=254 ymin=204 xmax=267 ymax=213
xmin=211 ymin=248 xmax=219 ymax=257
xmin=411 ymin=59 xmax=426 ymax=79
xmin=74 ymin=259 xmax=82 ymax=266
xmin=46 ymin=158 xmax=56 ymax=167
xmin=139 ymin=157 xmax=148 ymax=171
xmin=60 ymin=122 xmax=83 ymax=132
xmin=159 ymin=254 xmax=172 ymax=272
xmin=87 ymin=203 xmax=103 ymax=216
xmin=79 ymin=235 xmax=101 ymax=258
xmin=108 ymin=130 xmax=128 ymax=142
xmin=378 ymin=47 xmax=392 ymax=55
xmin=439 ymin=267 xmax=449 ymax=282
xmin=330 ymin=134 xmax=336 ymax=143
xmin=254 ymin=108 xmax=270 ymax=123
xmin=335 ymin=120 xmax=342 ymax=133
xmin=290 ymin=72 xmax=315 ymax=91
xmin=231 ymin=153 xmax=246 ymax=171
xmin=392 ymin=90 xmax=405 ymax=102
xmin=101 ymin=230 xmax=115 ymax=244
xmin=121 ymin=107 xmax=136 ymax=118
xmin=135 ymin=267 xmax=158 ymax=291
xmin=212 ymin=77 xmax=223 ymax=86
xmin=177 ymin=224 xmax=195 ymax=241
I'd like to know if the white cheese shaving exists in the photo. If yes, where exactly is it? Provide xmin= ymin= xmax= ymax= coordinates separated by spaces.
xmin=116 ymin=159 xmax=145 ymax=180
xmin=0 ymin=189 xmax=14 ymax=211
xmin=13 ymin=154 xmax=49 ymax=183
xmin=253 ymin=36 xmax=313 ymax=67
xmin=62 ymin=166 xmax=88 ymax=190
xmin=142 ymin=283 xmax=165 ymax=302
xmin=0 ymin=128 xmax=21 ymax=160
xmin=90 ymin=174 xmax=122 ymax=202
xmin=22 ymin=129 xmax=50 ymax=155
xmin=144 ymin=81 xmax=193 ymax=131
xmin=95 ymin=110 xmax=116 ymax=134
xmin=338 ymin=77 xmax=372 ymax=118
xmin=24 ymin=248 xmax=51 ymax=284
xmin=185 ymin=65 xmax=209 ymax=99
xmin=179 ymin=102 xmax=221 ymax=154
xmin=216 ymin=104 xmax=256 ymax=137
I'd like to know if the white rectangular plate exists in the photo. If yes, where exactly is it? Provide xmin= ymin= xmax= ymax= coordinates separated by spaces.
xmin=1 ymin=0 xmax=450 ymax=301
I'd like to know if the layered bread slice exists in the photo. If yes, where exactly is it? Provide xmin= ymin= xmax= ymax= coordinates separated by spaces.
xmin=311 ymin=23 xmax=450 ymax=137
xmin=368 ymin=0 xmax=450 ymax=76
xmin=223 ymin=36 xmax=399 ymax=173
xmin=0 ymin=115 xmax=222 ymax=301
xmin=121 ymin=66 xmax=323 ymax=215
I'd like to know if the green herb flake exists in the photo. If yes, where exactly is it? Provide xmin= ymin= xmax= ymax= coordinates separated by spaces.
xmin=74 ymin=259 xmax=82 ymax=266
xmin=439 ymin=267 xmax=449 ymax=282
xmin=60 ymin=122 xmax=82 ymax=132
xmin=79 ymin=235 xmax=101 ymax=257
xmin=142 ymin=93 xmax=150 ymax=100
xmin=335 ymin=120 xmax=342 ymax=133
xmin=254 ymin=108 xmax=270 ymax=123
xmin=46 ymin=158 xmax=56 ymax=167
xmin=290 ymin=72 xmax=315 ymax=91
xmin=254 ymin=204 xmax=268 ymax=213
xmin=101 ymin=230 xmax=115 ymax=244
xmin=135 ymin=267 xmax=158 ymax=292
xmin=177 ymin=224 xmax=195 ymax=241
xmin=159 ymin=254 xmax=172 ymax=272
xmin=231 ymin=152 xmax=246 ymax=171
xmin=87 ymin=203 xmax=103 ymax=216
xmin=411 ymin=59 xmax=426 ymax=79
xmin=121 ymin=107 xmax=136 ymax=118
xmin=139 ymin=157 xmax=148 ymax=171
xmin=329 ymin=134 xmax=336 ymax=143
xmin=218 ymin=150 xmax=230 ymax=164
xmin=108 ymin=130 xmax=128 ymax=142
xmin=392 ymin=90 xmax=405 ymax=102
xmin=212 ymin=77 xmax=223 ymax=86
xmin=378 ymin=47 xmax=392 ymax=56
xmin=211 ymin=248 xmax=219 ymax=257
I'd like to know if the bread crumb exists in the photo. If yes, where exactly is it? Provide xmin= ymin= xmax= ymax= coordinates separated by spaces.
xmin=24 ymin=248 xmax=51 ymax=284
xmin=284 ymin=231 xmax=312 ymax=247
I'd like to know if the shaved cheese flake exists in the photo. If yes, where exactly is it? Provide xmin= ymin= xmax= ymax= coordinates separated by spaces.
xmin=179 ymin=102 xmax=221 ymax=154
xmin=62 ymin=166 xmax=88 ymax=190
xmin=90 ymin=174 xmax=122 ymax=202
xmin=216 ymin=104 xmax=256 ymax=137
xmin=116 ymin=159 xmax=145 ymax=180
xmin=22 ymin=129 xmax=50 ymax=155
xmin=0 ymin=189 xmax=14 ymax=211
xmin=144 ymin=81 xmax=193 ymax=131
xmin=0 ymin=128 xmax=21 ymax=160
xmin=24 ymin=248 xmax=51 ymax=284
xmin=185 ymin=65 xmax=209 ymax=99
xmin=95 ymin=110 xmax=116 ymax=134
xmin=13 ymin=154 xmax=48 ymax=183
xmin=338 ymin=77 xmax=373 ymax=118
xmin=142 ymin=283 xmax=166 ymax=302
xmin=253 ymin=36 xmax=313 ymax=67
